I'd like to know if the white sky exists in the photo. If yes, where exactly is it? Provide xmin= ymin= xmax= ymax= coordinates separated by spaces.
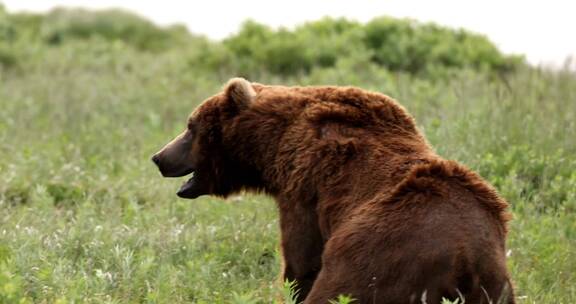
xmin=3 ymin=0 xmax=576 ymax=68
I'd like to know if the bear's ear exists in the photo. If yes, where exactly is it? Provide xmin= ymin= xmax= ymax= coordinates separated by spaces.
xmin=225 ymin=77 xmax=256 ymax=110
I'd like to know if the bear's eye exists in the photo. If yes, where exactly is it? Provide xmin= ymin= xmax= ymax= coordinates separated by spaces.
xmin=187 ymin=120 xmax=197 ymax=134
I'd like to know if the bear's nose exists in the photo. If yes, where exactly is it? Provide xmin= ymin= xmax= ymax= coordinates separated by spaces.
xmin=151 ymin=154 xmax=161 ymax=167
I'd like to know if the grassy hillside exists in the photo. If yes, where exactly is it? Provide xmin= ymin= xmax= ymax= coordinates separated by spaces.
xmin=0 ymin=6 xmax=575 ymax=303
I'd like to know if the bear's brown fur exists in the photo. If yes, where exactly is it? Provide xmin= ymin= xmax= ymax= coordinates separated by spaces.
xmin=152 ymin=78 xmax=514 ymax=304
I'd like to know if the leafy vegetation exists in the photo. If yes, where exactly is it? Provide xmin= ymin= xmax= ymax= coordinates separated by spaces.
xmin=1 ymin=5 xmax=522 ymax=76
xmin=0 ymin=5 xmax=575 ymax=303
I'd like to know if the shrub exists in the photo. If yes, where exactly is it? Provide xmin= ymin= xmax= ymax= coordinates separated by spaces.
xmin=40 ymin=8 xmax=191 ymax=52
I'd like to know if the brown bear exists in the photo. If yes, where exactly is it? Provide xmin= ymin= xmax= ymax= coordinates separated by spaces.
xmin=152 ymin=78 xmax=514 ymax=304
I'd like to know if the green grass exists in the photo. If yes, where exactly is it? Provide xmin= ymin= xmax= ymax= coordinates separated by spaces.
xmin=1 ymin=24 xmax=575 ymax=304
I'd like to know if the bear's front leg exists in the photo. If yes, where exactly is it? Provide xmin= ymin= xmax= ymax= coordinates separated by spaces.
xmin=278 ymin=202 xmax=324 ymax=302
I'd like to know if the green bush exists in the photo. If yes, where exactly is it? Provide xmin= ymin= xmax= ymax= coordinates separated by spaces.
xmin=219 ymin=17 xmax=522 ymax=77
xmin=40 ymin=8 xmax=192 ymax=52
xmin=363 ymin=17 xmax=522 ymax=74
xmin=1 ymin=8 xmax=524 ymax=76
xmin=0 ymin=5 xmax=17 ymax=69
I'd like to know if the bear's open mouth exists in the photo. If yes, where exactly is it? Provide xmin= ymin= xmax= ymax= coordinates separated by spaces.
xmin=177 ymin=171 xmax=201 ymax=199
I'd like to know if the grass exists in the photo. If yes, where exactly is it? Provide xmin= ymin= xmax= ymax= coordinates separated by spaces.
xmin=0 ymin=37 xmax=575 ymax=303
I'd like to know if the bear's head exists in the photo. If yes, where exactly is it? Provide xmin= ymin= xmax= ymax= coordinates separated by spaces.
xmin=151 ymin=77 xmax=262 ymax=199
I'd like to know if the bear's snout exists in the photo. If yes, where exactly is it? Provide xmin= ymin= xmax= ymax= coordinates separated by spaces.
xmin=151 ymin=152 xmax=172 ymax=177
xmin=151 ymin=150 xmax=195 ymax=178
xmin=151 ymin=154 xmax=161 ymax=167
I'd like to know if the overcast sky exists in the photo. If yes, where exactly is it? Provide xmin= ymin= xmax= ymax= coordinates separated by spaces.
xmin=4 ymin=0 xmax=576 ymax=68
